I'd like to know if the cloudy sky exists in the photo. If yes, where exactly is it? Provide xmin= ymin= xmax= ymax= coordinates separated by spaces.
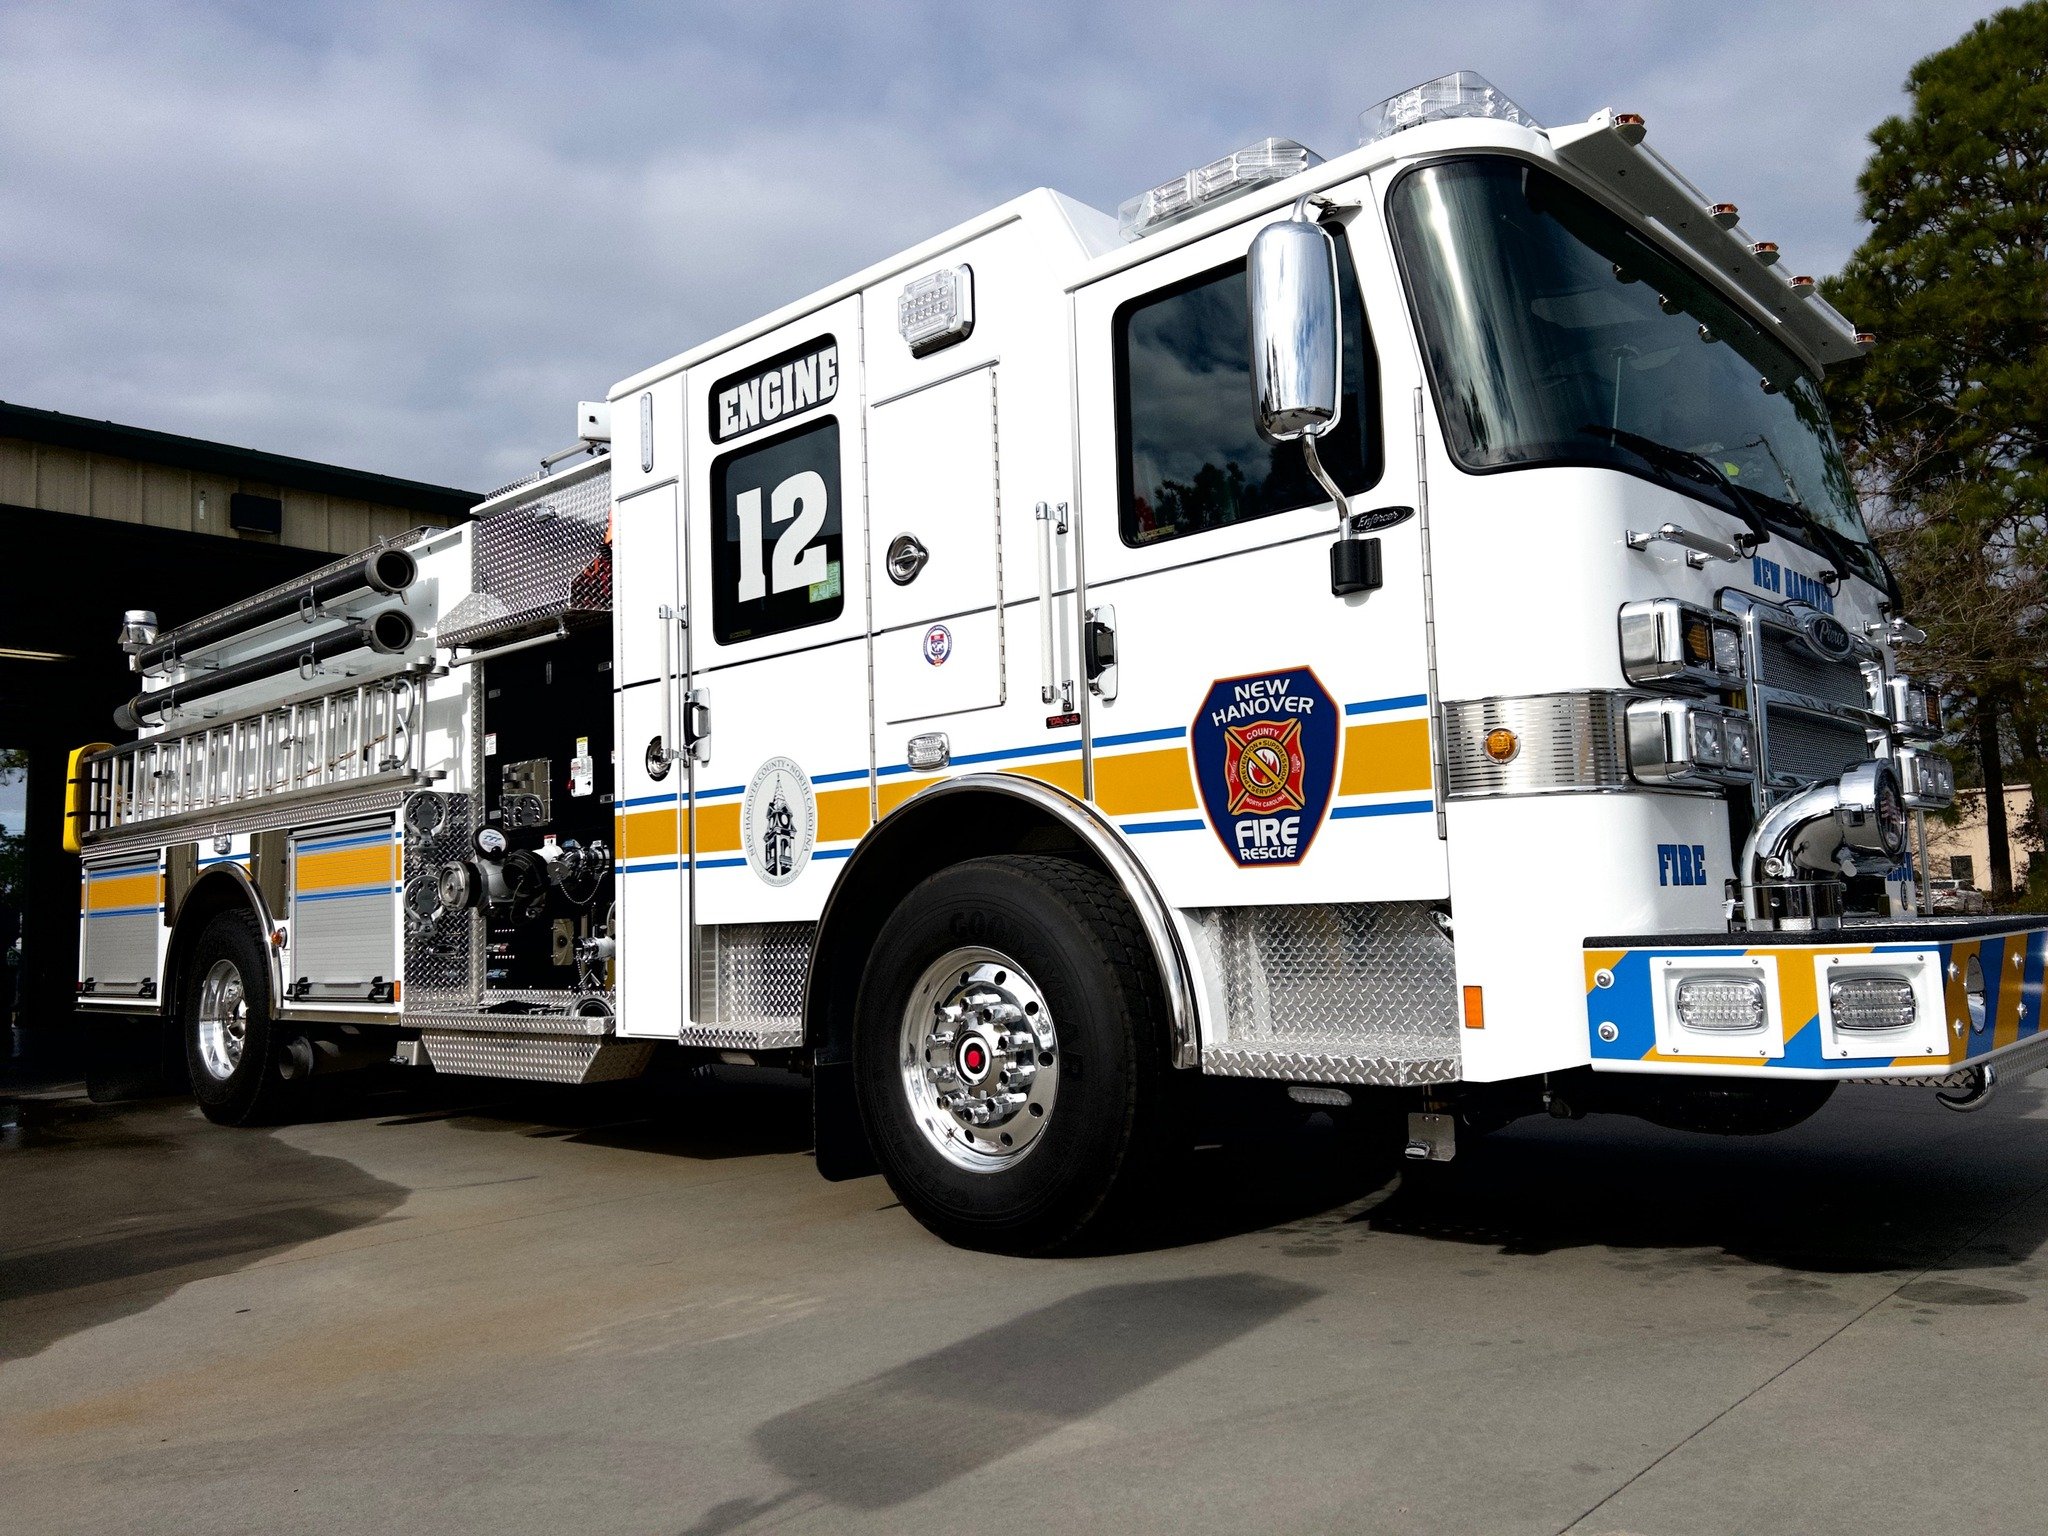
xmin=0 ymin=0 xmax=2002 ymax=492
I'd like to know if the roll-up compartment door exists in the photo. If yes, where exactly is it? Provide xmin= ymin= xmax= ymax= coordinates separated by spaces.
xmin=289 ymin=817 xmax=398 ymax=1001
xmin=80 ymin=852 xmax=163 ymax=1002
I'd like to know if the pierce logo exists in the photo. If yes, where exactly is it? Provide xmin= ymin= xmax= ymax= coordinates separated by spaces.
xmin=1191 ymin=667 xmax=1339 ymax=867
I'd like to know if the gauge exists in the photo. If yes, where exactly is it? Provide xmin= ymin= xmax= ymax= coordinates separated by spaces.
xmin=474 ymin=826 xmax=508 ymax=859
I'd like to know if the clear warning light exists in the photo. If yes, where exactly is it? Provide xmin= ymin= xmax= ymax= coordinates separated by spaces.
xmin=898 ymin=265 xmax=975 ymax=357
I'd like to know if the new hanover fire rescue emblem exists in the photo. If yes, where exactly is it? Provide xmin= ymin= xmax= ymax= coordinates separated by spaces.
xmin=1191 ymin=666 xmax=1339 ymax=866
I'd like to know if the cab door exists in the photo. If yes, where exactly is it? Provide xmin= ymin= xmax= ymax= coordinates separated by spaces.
xmin=1072 ymin=188 xmax=1446 ymax=908
xmin=681 ymin=302 xmax=872 ymax=1041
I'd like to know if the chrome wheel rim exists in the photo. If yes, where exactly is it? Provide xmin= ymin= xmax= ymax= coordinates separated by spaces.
xmin=196 ymin=959 xmax=248 ymax=1082
xmin=899 ymin=946 xmax=1060 ymax=1172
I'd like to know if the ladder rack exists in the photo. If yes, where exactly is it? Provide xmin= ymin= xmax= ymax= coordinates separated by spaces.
xmin=83 ymin=674 xmax=427 ymax=841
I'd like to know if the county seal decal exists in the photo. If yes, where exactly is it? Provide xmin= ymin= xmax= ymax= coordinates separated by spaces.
xmin=743 ymin=756 xmax=816 ymax=887
xmin=1191 ymin=667 xmax=1339 ymax=867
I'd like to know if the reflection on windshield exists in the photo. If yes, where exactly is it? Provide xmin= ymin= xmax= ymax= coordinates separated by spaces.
xmin=1388 ymin=157 xmax=1879 ymax=583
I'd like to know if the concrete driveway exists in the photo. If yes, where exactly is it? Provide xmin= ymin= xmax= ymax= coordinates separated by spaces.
xmin=4 ymin=1068 xmax=2047 ymax=1535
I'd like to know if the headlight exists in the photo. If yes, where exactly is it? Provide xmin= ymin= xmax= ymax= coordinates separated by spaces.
xmin=1888 ymin=676 xmax=1943 ymax=738
xmin=1626 ymin=698 xmax=1757 ymax=787
xmin=1619 ymin=599 xmax=1743 ymax=693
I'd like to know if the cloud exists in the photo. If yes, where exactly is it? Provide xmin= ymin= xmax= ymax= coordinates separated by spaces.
xmin=0 ymin=0 xmax=2000 ymax=489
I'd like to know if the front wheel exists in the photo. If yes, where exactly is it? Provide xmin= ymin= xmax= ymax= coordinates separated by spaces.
xmin=183 ymin=910 xmax=311 ymax=1126
xmin=853 ymin=855 xmax=1180 ymax=1254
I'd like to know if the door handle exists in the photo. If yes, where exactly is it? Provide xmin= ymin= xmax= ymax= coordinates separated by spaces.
xmin=1085 ymin=604 xmax=1117 ymax=702
xmin=683 ymin=690 xmax=712 ymax=764
xmin=886 ymin=534 xmax=929 ymax=585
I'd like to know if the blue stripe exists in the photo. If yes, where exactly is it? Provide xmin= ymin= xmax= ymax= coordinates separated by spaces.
xmin=1096 ymin=726 xmax=1186 ymax=748
xmin=618 ymin=860 xmax=680 ymax=874
xmin=813 ymin=767 xmax=869 ymax=784
xmin=86 ymin=904 xmax=160 ymax=918
xmin=695 ymin=857 xmax=746 ymax=869
xmin=296 ymin=831 xmax=392 ymax=854
xmin=296 ymin=884 xmax=392 ymax=903
xmin=1122 ymin=818 xmax=1205 ymax=835
xmin=1345 ymin=693 xmax=1430 ymax=716
xmin=86 ymin=863 xmax=159 ymax=881
xmin=814 ymin=847 xmax=853 ymax=860
xmin=1331 ymin=799 xmax=1435 ymax=820
xmin=619 ymin=791 xmax=680 ymax=809
xmin=697 ymin=783 xmax=745 ymax=800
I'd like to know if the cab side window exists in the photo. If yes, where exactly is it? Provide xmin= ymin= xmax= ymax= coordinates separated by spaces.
xmin=710 ymin=417 xmax=845 ymax=645
xmin=1116 ymin=226 xmax=1381 ymax=547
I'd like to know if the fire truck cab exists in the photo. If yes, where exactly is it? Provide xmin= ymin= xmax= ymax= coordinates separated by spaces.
xmin=71 ymin=74 xmax=2042 ymax=1253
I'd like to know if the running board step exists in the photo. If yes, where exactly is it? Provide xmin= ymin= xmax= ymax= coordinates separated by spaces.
xmin=419 ymin=1031 xmax=653 ymax=1084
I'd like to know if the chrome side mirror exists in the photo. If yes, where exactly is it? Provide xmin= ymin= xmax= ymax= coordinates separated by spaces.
xmin=1251 ymin=198 xmax=1373 ymax=595
xmin=1248 ymin=199 xmax=1342 ymax=443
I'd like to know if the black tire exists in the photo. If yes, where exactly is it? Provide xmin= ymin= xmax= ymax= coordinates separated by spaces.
xmin=181 ymin=909 xmax=310 ymax=1127
xmin=853 ymin=854 xmax=1181 ymax=1255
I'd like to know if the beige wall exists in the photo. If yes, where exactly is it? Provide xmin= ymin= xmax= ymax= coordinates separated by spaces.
xmin=1924 ymin=785 xmax=2038 ymax=889
xmin=0 ymin=437 xmax=457 ymax=555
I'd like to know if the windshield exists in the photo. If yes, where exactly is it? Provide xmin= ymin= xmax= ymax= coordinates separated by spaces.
xmin=1388 ymin=157 xmax=1882 ymax=586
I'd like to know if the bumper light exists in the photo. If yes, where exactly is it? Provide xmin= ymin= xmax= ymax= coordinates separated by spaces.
xmin=1896 ymin=747 xmax=1954 ymax=810
xmin=1676 ymin=975 xmax=1767 ymax=1032
xmin=1828 ymin=975 xmax=1917 ymax=1032
xmin=1619 ymin=599 xmax=1744 ymax=693
xmin=1626 ymin=698 xmax=1757 ymax=788
xmin=1889 ymin=676 xmax=1943 ymax=739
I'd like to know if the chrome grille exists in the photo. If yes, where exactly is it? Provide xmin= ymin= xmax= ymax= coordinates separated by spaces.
xmin=1443 ymin=692 xmax=1631 ymax=798
xmin=1765 ymin=708 xmax=1873 ymax=782
xmin=1756 ymin=624 xmax=1872 ymax=709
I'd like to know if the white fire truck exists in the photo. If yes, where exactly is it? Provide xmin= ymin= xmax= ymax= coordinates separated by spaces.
xmin=70 ymin=74 xmax=2043 ymax=1253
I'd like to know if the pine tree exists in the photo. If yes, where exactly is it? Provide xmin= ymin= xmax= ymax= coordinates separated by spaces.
xmin=1824 ymin=2 xmax=2048 ymax=900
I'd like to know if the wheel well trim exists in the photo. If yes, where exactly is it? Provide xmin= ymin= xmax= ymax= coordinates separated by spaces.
xmin=804 ymin=772 xmax=1201 ymax=1068
xmin=167 ymin=864 xmax=282 ymax=1016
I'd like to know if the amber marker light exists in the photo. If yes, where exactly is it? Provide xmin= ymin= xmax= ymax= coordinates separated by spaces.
xmin=1612 ymin=112 xmax=1646 ymax=145
xmin=1463 ymin=986 xmax=1486 ymax=1029
xmin=1483 ymin=727 xmax=1520 ymax=763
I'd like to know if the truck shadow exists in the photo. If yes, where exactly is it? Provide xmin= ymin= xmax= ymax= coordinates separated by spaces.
xmin=680 ymin=1273 xmax=1318 ymax=1530
xmin=0 ymin=1093 xmax=408 ymax=1366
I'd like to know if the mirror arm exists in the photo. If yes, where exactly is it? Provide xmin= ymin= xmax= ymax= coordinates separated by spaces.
xmin=1302 ymin=434 xmax=1351 ymax=523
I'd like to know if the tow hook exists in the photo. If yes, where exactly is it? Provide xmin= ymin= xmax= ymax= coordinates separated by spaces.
xmin=1936 ymin=1064 xmax=1999 ymax=1113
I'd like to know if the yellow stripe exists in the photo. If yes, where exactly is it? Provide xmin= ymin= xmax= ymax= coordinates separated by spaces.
xmin=816 ymin=784 xmax=872 ymax=843
xmin=615 ymin=804 xmax=678 ymax=860
xmin=1095 ymin=747 xmax=1194 ymax=818
xmin=297 ymin=844 xmax=394 ymax=892
xmin=1994 ymin=934 xmax=2027 ymax=1048
xmin=1340 ymin=718 xmax=1433 ymax=798
xmin=86 ymin=872 xmax=160 ymax=911
xmin=696 ymin=802 xmax=741 ymax=854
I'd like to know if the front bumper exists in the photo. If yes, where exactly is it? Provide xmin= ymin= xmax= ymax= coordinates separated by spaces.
xmin=1584 ymin=916 xmax=2047 ymax=1082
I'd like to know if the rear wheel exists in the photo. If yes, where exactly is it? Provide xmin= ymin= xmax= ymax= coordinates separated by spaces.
xmin=183 ymin=909 xmax=310 ymax=1126
xmin=853 ymin=854 xmax=1180 ymax=1254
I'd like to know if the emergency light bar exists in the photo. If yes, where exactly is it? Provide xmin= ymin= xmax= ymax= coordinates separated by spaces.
xmin=1359 ymin=71 xmax=1538 ymax=144
xmin=1117 ymin=138 xmax=1322 ymax=242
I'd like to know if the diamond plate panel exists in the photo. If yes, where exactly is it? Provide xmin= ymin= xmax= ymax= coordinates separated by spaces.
xmin=687 ymin=923 xmax=812 ymax=1050
xmin=442 ymin=460 xmax=611 ymax=647
xmin=1183 ymin=902 xmax=1459 ymax=1085
xmin=421 ymin=1030 xmax=653 ymax=1083
xmin=401 ymin=789 xmax=482 ymax=1004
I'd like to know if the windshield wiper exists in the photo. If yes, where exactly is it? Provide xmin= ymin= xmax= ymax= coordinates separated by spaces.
xmin=1582 ymin=425 xmax=1771 ymax=551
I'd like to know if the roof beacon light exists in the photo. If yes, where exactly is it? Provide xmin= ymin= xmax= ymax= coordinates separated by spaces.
xmin=1360 ymin=71 xmax=1539 ymax=145
xmin=1117 ymin=137 xmax=1322 ymax=242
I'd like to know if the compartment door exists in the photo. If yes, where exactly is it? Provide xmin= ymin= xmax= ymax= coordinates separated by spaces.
xmin=612 ymin=479 xmax=686 ymax=1039
xmin=869 ymin=364 xmax=1004 ymax=724
xmin=288 ymin=818 xmax=397 ymax=1002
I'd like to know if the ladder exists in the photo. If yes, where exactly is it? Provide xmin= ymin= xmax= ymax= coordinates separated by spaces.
xmin=84 ymin=675 xmax=427 ymax=839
